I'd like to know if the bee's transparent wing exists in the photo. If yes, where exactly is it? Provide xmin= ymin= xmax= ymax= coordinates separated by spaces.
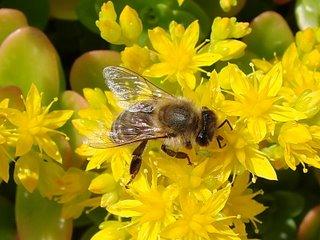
xmin=82 ymin=120 xmax=116 ymax=149
xmin=103 ymin=66 xmax=174 ymax=108
xmin=85 ymin=103 xmax=168 ymax=149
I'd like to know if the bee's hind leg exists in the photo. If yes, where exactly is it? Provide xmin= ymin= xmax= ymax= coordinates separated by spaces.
xmin=161 ymin=144 xmax=192 ymax=165
xmin=126 ymin=140 xmax=148 ymax=188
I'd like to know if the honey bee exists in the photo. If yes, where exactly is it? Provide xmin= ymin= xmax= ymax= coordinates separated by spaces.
xmin=89 ymin=66 xmax=232 ymax=185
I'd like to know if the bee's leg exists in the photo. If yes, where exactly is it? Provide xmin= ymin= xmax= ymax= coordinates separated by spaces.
xmin=161 ymin=144 xmax=192 ymax=165
xmin=217 ymin=119 xmax=233 ymax=130
xmin=216 ymin=135 xmax=227 ymax=148
xmin=126 ymin=140 xmax=148 ymax=188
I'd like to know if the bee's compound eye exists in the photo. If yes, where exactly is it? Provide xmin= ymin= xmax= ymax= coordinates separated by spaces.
xmin=196 ymin=131 xmax=209 ymax=146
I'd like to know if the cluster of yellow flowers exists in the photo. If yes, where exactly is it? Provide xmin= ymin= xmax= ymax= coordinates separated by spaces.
xmin=73 ymin=2 xmax=320 ymax=239
xmin=1 ymin=1 xmax=320 ymax=240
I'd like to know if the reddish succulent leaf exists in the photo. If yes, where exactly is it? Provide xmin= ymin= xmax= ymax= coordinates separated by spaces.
xmin=298 ymin=205 xmax=320 ymax=240
xmin=0 ymin=8 xmax=28 ymax=44
xmin=70 ymin=50 xmax=121 ymax=95
xmin=0 ymin=27 xmax=63 ymax=104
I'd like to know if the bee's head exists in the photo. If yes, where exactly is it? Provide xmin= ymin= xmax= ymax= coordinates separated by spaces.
xmin=196 ymin=107 xmax=217 ymax=146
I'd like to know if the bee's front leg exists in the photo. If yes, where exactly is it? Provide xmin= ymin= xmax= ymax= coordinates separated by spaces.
xmin=161 ymin=144 xmax=192 ymax=165
xmin=126 ymin=140 xmax=148 ymax=187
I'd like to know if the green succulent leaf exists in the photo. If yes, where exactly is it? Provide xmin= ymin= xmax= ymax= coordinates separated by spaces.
xmin=15 ymin=186 xmax=73 ymax=240
xmin=243 ymin=11 xmax=294 ymax=59
xmin=295 ymin=0 xmax=320 ymax=30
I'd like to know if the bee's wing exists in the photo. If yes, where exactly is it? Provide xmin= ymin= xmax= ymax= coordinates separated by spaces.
xmin=103 ymin=66 xmax=174 ymax=108
xmin=85 ymin=103 xmax=168 ymax=149
xmin=82 ymin=120 xmax=117 ymax=149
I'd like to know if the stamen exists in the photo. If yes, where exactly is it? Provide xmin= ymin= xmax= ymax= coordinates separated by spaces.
xmin=195 ymin=39 xmax=210 ymax=51
xmin=42 ymin=97 xmax=58 ymax=115
xmin=251 ymin=174 xmax=257 ymax=183
xmin=249 ymin=62 xmax=255 ymax=72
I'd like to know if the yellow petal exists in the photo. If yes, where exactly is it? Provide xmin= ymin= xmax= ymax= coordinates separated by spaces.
xmin=202 ymin=185 xmax=231 ymax=216
xmin=143 ymin=62 xmax=172 ymax=78
xmin=3 ymin=108 xmax=24 ymax=126
xmin=247 ymin=118 xmax=267 ymax=142
xmin=177 ymin=0 xmax=185 ymax=6
xmin=223 ymin=100 xmax=244 ymax=116
xmin=108 ymin=200 xmax=142 ymax=217
xmin=119 ymin=5 xmax=142 ymax=44
xmin=228 ymin=64 xmax=251 ymax=96
xmin=14 ymin=152 xmax=40 ymax=192
xmin=210 ymin=39 xmax=246 ymax=61
xmin=162 ymin=220 xmax=189 ymax=239
xmin=44 ymin=110 xmax=73 ymax=129
xmin=97 ymin=20 xmax=122 ymax=44
xmin=258 ymin=63 xmax=282 ymax=97
xmin=220 ymin=0 xmax=237 ymax=12
xmin=91 ymin=221 xmax=129 ymax=240
xmin=284 ymin=145 xmax=296 ymax=170
xmin=279 ymin=123 xmax=312 ymax=144
xmin=0 ymin=148 xmax=9 ymax=182
xmin=89 ymin=173 xmax=116 ymax=194
xmin=181 ymin=20 xmax=199 ymax=49
xmin=85 ymin=150 xmax=108 ymax=170
xmin=148 ymin=27 xmax=172 ymax=55
xmin=16 ymin=134 xmax=33 ymax=156
xmin=25 ymin=84 xmax=42 ymax=116
xmin=99 ymin=1 xmax=117 ymax=22
xmin=252 ymin=59 xmax=273 ymax=73
xmin=111 ymin=157 xmax=125 ymax=181
xmin=269 ymin=105 xmax=307 ymax=122
xmin=180 ymin=71 xmax=196 ymax=89
xmin=121 ymin=45 xmax=152 ymax=74
xmin=193 ymin=52 xmax=221 ymax=66
xmin=247 ymin=156 xmax=277 ymax=180
xmin=36 ymin=136 xmax=62 ymax=162
xmin=0 ymin=99 xmax=9 ymax=108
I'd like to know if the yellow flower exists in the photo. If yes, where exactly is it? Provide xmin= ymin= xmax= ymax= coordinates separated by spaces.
xmin=89 ymin=172 xmax=120 ymax=207
xmin=177 ymin=0 xmax=184 ymax=5
xmin=108 ymin=175 xmax=178 ymax=240
xmin=210 ymin=17 xmax=251 ymax=41
xmin=222 ymin=63 xmax=306 ymax=142
xmin=91 ymin=221 xmax=130 ymax=240
xmin=213 ymin=122 xmax=278 ymax=181
xmin=3 ymin=84 xmax=73 ymax=162
xmin=156 ymin=156 xmax=213 ymax=201
xmin=278 ymin=122 xmax=320 ymax=171
xmin=73 ymin=88 xmax=132 ymax=181
xmin=183 ymin=70 xmax=225 ymax=118
xmin=295 ymin=27 xmax=320 ymax=70
xmin=144 ymin=20 xmax=221 ymax=89
xmin=0 ymin=99 xmax=13 ymax=182
xmin=96 ymin=1 xmax=142 ymax=46
xmin=224 ymin=173 xmax=266 ymax=238
xmin=161 ymin=185 xmax=241 ymax=240
xmin=220 ymin=0 xmax=238 ymax=12
xmin=121 ymin=45 xmax=154 ymax=74
xmin=13 ymin=151 xmax=69 ymax=198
